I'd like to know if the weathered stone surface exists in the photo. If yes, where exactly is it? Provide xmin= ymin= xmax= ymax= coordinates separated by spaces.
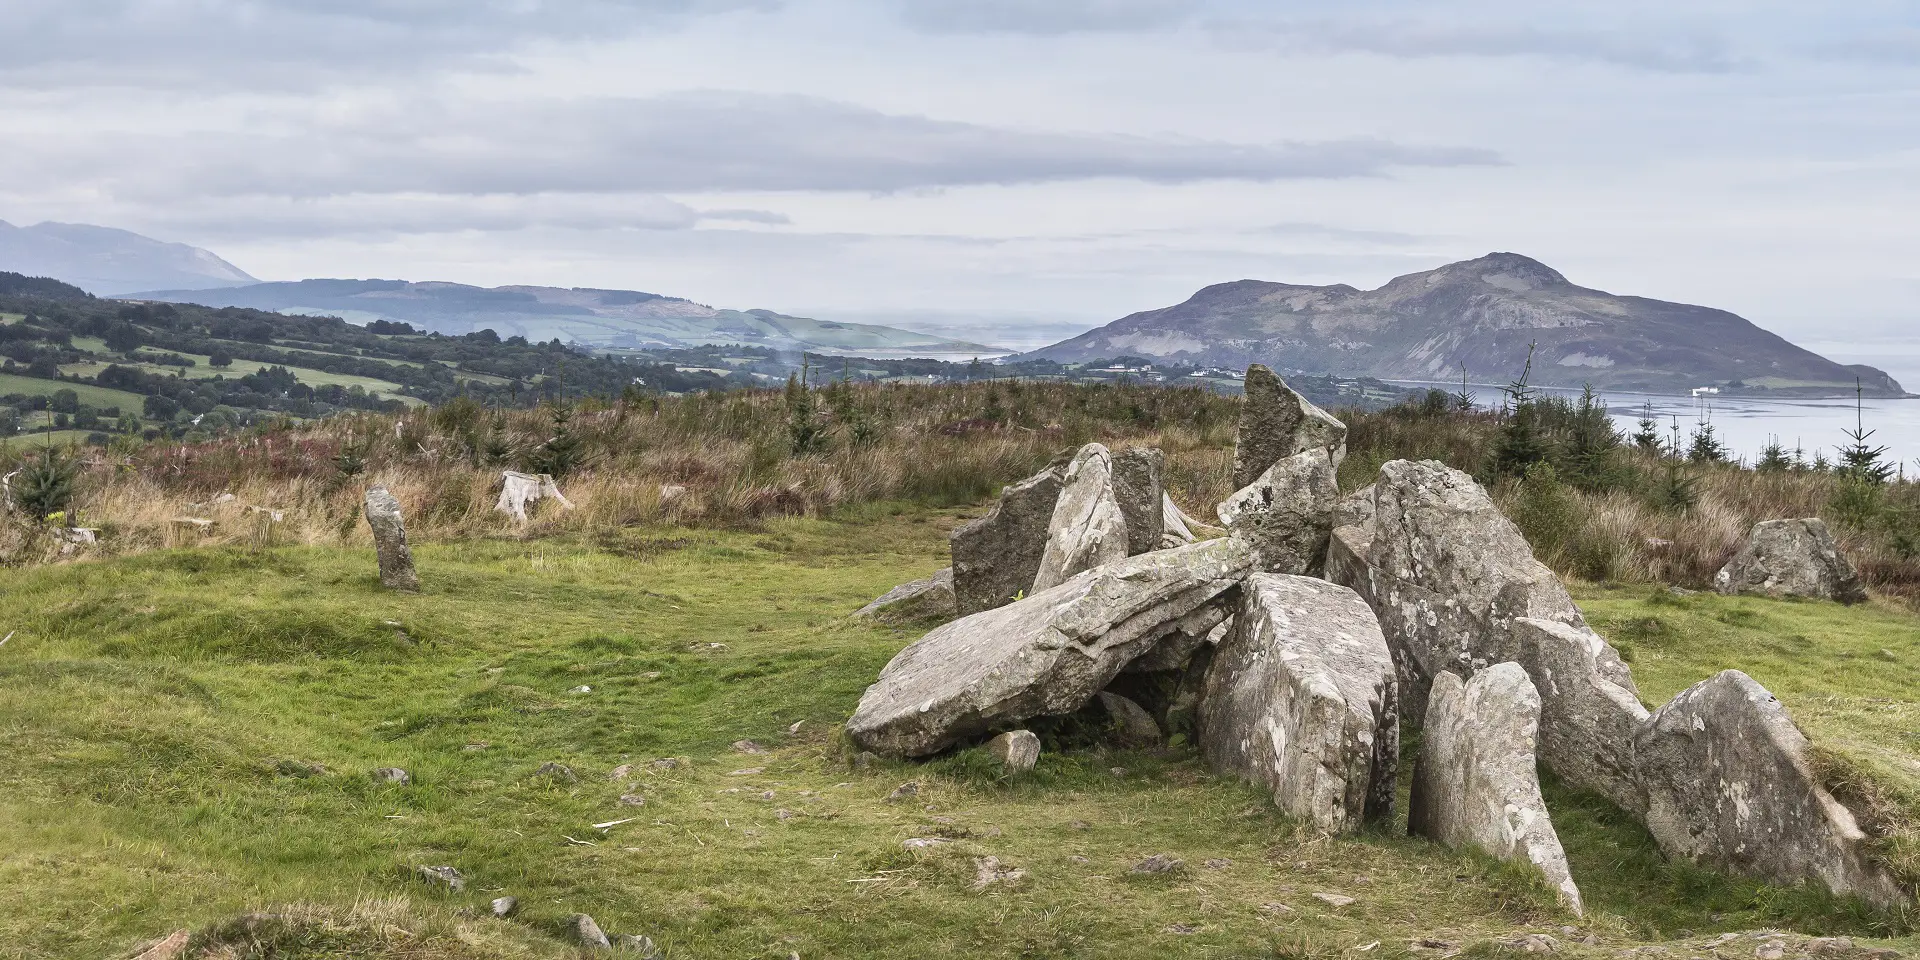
xmin=1198 ymin=574 xmax=1398 ymax=833
xmin=951 ymin=464 xmax=1064 ymax=615
xmin=1328 ymin=460 xmax=1602 ymax=720
xmin=1232 ymin=364 xmax=1349 ymax=490
xmin=854 ymin=568 xmax=956 ymax=621
xmin=370 ymin=766 xmax=411 ymax=785
xmin=986 ymin=730 xmax=1041 ymax=773
xmin=1123 ymin=602 xmax=1233 ymax=674
xmin=491 ymin=895 xmax=518 ymax=917
xmin=1634 ymin=670 xmax=1906 ymax=908
xmin=1410 ymin=665 xmax=1583 ymax=915
xmin=1217 ymin=448 xmax=1338 ymax=575
xmin=495 ymin=470 xmax=575 ymax=522
xmin=1097 ymin=691 xmax=1165 ymax=747
xmin=571 ymin=913 xmax=613 ymax=949
xmin=1112 ymin=447 xmax=1167 ymax=556
xmin=847 ymin=537 xmax=1255 ymax=758
xmin=416 ymin=864 xmax=465 ymax=892
xmin=1715 ymin=518 xmax=1867 ymax=605
xmin=1331 ymin=484 xmax=1376 ymax=529
xmin=1032 ymin=444 xmax=1132 ymax=592
xmin=363 ymin=486 xmax=420 ymax=591
xmin=1509 ymin=618 xmax=1649 ymax=813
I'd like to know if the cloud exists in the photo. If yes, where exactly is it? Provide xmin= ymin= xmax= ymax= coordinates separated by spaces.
xmin=1816 ymin=30 xmax=1920 ymax=65
xmin=894 ymin=0 xmax=1200 ymax=35
xmin=1215 ymin=18 xmax=1739 ymax=73
xmin=0 ymin=0 xmax=777 ymax=89
xmin=46 ymin=91 xmax=1498 ymax=203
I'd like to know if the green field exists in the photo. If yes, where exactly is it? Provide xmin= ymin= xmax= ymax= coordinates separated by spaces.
xmin=1 ymin=509 xmax=1913 ymax=959
xmin=0 ymin=372 xmax=147 ymax=409
xmin=58 ymin=350 xmax=424 ymax=406
xmin=0 ymin=428 xmax=99 ymax=450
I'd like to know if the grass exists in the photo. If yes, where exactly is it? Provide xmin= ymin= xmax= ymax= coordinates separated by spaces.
xmin=61 ymin=349 xmax=416 ymax=398
xmin=1 ymin=428 xmax=98 ymax=450
xmin=0 ymin=372 xmax=147 ymax=409
xmin=3 ymin=507 xmax=1917 ymax=959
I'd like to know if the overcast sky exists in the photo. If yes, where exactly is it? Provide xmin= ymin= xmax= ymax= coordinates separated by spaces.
xmin=3 ymin=0 xmax=1917 ymax=349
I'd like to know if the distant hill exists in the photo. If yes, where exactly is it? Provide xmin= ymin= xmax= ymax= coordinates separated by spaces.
xmin=0 ymin=221 xmax=256 ymax=296
xmin=1019 ymin=253 xmax=1906 ymax=397
xmin=139 ymin=279 xmax=998 ymax=357
xmin=0 ymin=271 xmax=92 ymax=301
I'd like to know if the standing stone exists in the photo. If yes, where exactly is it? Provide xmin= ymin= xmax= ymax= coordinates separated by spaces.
xmin=1509 ymin=618 xmax=1649 ymax=813
xmin=951 ymin=464 xmax=1065 ymax=615
xmin=1410 ymin=665 xmax=1583 ymax=915
xmin=1111 ymin=447 xmax=1166 ymax=557
xmin=847 ymin=537 xmax=1255 ymax=758
xmin=854 ymin=568 xmax=956 ymax=622
xmin=1031 ymin=444 xmax=1131 ymax=593
xmin=1634 ymin=670 xmax=1905 ymax=908
xmin=1198 ymin=574 xmax=1398 ymax=833
xmin=986 ymin=730 xmax=1041 ymax=773
xmin=1715 ymin=518 xmax=1867 ymax=604
xmin=1217 ymin=448 xmax=1339 ymax=575
xmin=1232 ymin=364 xmax=1349 ymax=491
xmin=363 ymin=485 xmax=420 ymax=592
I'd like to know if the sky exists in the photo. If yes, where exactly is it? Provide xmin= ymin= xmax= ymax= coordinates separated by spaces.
xmin=2 ymin=0 xmax=1918 ymax=353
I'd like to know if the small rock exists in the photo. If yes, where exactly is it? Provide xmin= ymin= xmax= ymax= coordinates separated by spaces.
xmin=972 ymin=855 xmax=1027 ymax=889
xmin=789 ymin=720 xmax=806 ymax=734
xmin=490 ymin=895 xmax=518 ymax=917
xmin=1756 ymin=944 xmax=1786 ymax=960
xmin=463 ymin=742 xmax=490 ymax=752
xmin=1109 ymin=766 xmax=1128 ymax=777
xmin=1262 ymin=902 xmax=1295 ymax=914
xmin=1070 ymin=855 xmax=1090 ymax=864
xmin=1165 ymin=924 xmax=1198 ymax=935
xmin=609 ymin=764 xmax=634 ymax=781
xmin=416 ymin=864 xmax=464 ymax=892
xmin=758 ymin=790 xmax=775 ymax=801
xmin=853 ymin=752 xmax=877 ymax=770
xmin=1131 ymin=854 xmax=1184 ymax=875
xmin=1807 ymin=939 xmax=1855 ymax=956
xmin=728 ymin=767 xmax=764 ymax=776
xmin=1069 ymin=820 xmax=1090 ymax=830
xmin=1499 ymin=934 xmax=1558 ymax=954
xmin=776 ymin=808 xmax=797 ymax=821
xmin=1413 ymin=939 xmax=1458 ymax=952
xmin=133 ymin=930 xmax=190 ymax=960
xmin=887 ymin=781 xmax=921 ymax=803
xmin=619 ymin=793 xmax=647 ymax=806
xmin=733 ymin=739 xmax=768 ymax=755
xmin=569 ymin=685 xmax=593 ymax=694
xmin=536 ymin=761 xmax=578 ymax=784
xmin=641 ymin=671 xmax=663 ymax=679
xmin=649 ymin=758 xmax=680 ymax=771
xmin=370 ymin=767 xmax=411 ymax=785
xmin=985 ymin=730 xmax=1041 ymax=774
xmin=614 ymin=934 xmax=659 ymax=956
xmin=1312 ymin=892 xmax=1355 ymax=908
xmin=903 ymin=837 xmax=950 ymax=850
xmin=571 ymin=913 xmax=613 ymax=949
xmin=1203 ymin=858 xmax=1233 ymax=870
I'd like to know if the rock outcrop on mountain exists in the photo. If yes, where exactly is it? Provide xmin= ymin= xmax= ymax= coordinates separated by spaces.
xmin=1019 ymin=253 xmax=1904 ymax=397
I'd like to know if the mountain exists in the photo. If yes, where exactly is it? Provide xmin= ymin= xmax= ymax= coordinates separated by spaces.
xmin=138 ymin=278 xmax=998 ymax=356
xmin=0 ymin=220 xmax=256 ymax=296
xmin=1020 ymin=253 xmax=1906 ymax=397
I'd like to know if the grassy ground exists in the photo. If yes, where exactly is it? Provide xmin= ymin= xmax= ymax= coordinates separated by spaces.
xmin=0 ymin=372 xmax=147 ymax=409
xmin=0 ymin=428 xmax=97 ymax=450
xmin=2 ymin=508 xmax=1915 ymax=959
xmin=61 ymin=350 xmax=414 ymax=396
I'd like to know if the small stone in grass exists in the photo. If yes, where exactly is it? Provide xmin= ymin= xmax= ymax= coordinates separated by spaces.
xmin=1069 ymin=820 xmax=1089 ymax=830
xmin=609 ymin=764 xmax=633 ymax=781
xmin=789 ymin=720 xmax=805 ymax=734
xmin=1262 ymin=902 xmax=1294 ymax=914
xmin=490 ymin=896 xmax=518 ymax=917
xmin=972 ymin=855 xmax=1027 ymax=889
xmin=1165 ymin=924 xmax=1198 ymax=935
xmin=1203 ymin=858 xmax=1232 ymax=870
xmin=1109 ymin=767 xmax=1128 ymax=777
xmin=569 ymin=685 xmax=592 ymax=694
xmin=776 ymin=808 xmax=797 ymax=820
xmin=1070 ymin=856 xmax=1090 ymax=864
xmin=133 ymin=930 xmax=190 ymax=960
xmin=728 ymin=767 xmax=764 ymax=776
xmin=613 ymin=933 xmax=659 ymax=956
xmin=619 ymin=793 xmax=647 ymax=806
xmin=1756 ymin=943 xmax=1786 ymax=960
xmin=903 ymin=837 xmax=949 ymax=850
xmin=571 ymin=913 xmax=612 ymax=949
xmin=733 ymin=739 xmax=768 ymax=755
xmin=853 ymin=751 xmax=877 ymax=770
xmin=536 ymin=761 xmax=578 ymax=784
xmin=1131 ymin=854 xmax=1184 ymax=875
xmin=887 ymin=781 xmax=921 ymax=802
xmin=415 ymin=865 xmax=464 ymax=891
xmin=1313 ymin=892 xmax=1355 ymax=908
xmin=371 ymin=767 xmax=411 ymax=785
xmin=758 ymin=790 xmax=776 ymax=800
xmin=650 ymin=758 xmax=681 ymax=771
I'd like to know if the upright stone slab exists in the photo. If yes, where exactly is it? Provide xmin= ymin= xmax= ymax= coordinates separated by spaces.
xmin=1232 ymin=364 xmax=1349 ymax=491
xmin=1509 ymin=618 xmax=1649 ymax=813
xmin=1217 ymin=448 xmax=1338 ymax=575
xmin=1111 ymin=447 xmax=1166 ymax=557
xmin=951 ymin=464 xmax=1064 ymax=615
xmin=847 ymin=537 xmax=1256 ymax=758
xmin=1634 ymin=670 xmax=1906 ymax=908
xmin=363 ymin=485 xmax=419 ymax=592
xmin=1715 ymin=518 xmax=1867 ymax=605
xmin=1031 ymin=444 xmax=1130 ymax=593
xmin=1198 ymin=574 xmax=1398 ymax=833
xmin=1411 ymin=665 xmax=1584 ymax=915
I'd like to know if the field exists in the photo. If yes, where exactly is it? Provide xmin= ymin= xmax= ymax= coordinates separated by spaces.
xmin=61 ymin=349 xmax=415 ymax=396
xmin=2 ymin=507 xmax=1915 ymax=959
xmin=1 ymin=428 xmax=99 ymax=450
xmin=0 ymin=372 xmax=148 ymax=409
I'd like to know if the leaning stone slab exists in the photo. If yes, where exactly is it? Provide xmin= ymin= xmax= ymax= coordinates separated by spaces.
xmin=855 ymin=568 xmax=956 ymax=622
xmin=951 ymin=464 xmax=1065 ymax=615
xmin=1232 ymin=363 xmax=1349 ymax=490
xmin=1411 ymin=665 xmax=1583 ymax=915
xmin=1509 ymin=618 xmax=1649 ymax=813
xmin=1032 ymin=444 xmax=1131 ymax=592
xmin=1715 ymin=518 xmax=1867 ymax=605
xmin=363 ymin=485 xmax=420 ymax=591
xmin=1634 ymin=670 xmax=1906 ymax=909
xmin=1111 ymin=447 xmax=1166 ymax=557
xmin=847 ymin=537 xmax=1256 ymax=758
xmin=986 ymin=730 xmax=1041 ymax=773
xmin=1198 ymin=574 xmax=1398 ymax=833
xmin=1217 ymin=448 xmax=1338 ymax=575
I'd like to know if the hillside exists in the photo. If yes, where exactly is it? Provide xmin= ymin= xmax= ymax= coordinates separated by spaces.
xmin=1020 ymin=254 xmax=1906 ymax=397
xmin=141 ymin=279 xmax=998 ymax=356
xmin=0 ymin=220 xmax=256 ymax=296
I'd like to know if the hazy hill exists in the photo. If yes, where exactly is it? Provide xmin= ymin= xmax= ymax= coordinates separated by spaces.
xmin=141 ymin=278 xmax=998 ymax=356
xmin=0 ymin=220 xmax=256 ymax=296
xmin=1021 ymin=253 xmax=1905 ymax=397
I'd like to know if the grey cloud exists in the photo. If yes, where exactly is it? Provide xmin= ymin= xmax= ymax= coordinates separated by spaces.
xmin=93 ymin=92 xmax=1500 ymax=201
xmin=0 ymin=0 xmax=775 ymax=89
xmin=115 ymin=194 xmax=743 ymax=241
xmin=1213 ymin=18 xmax=1740 ymax=73
xmin=895 ymin=0 xmax=1200 ymax=35
xmin=1816 ymin=30 xmax=1920 ymax=65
